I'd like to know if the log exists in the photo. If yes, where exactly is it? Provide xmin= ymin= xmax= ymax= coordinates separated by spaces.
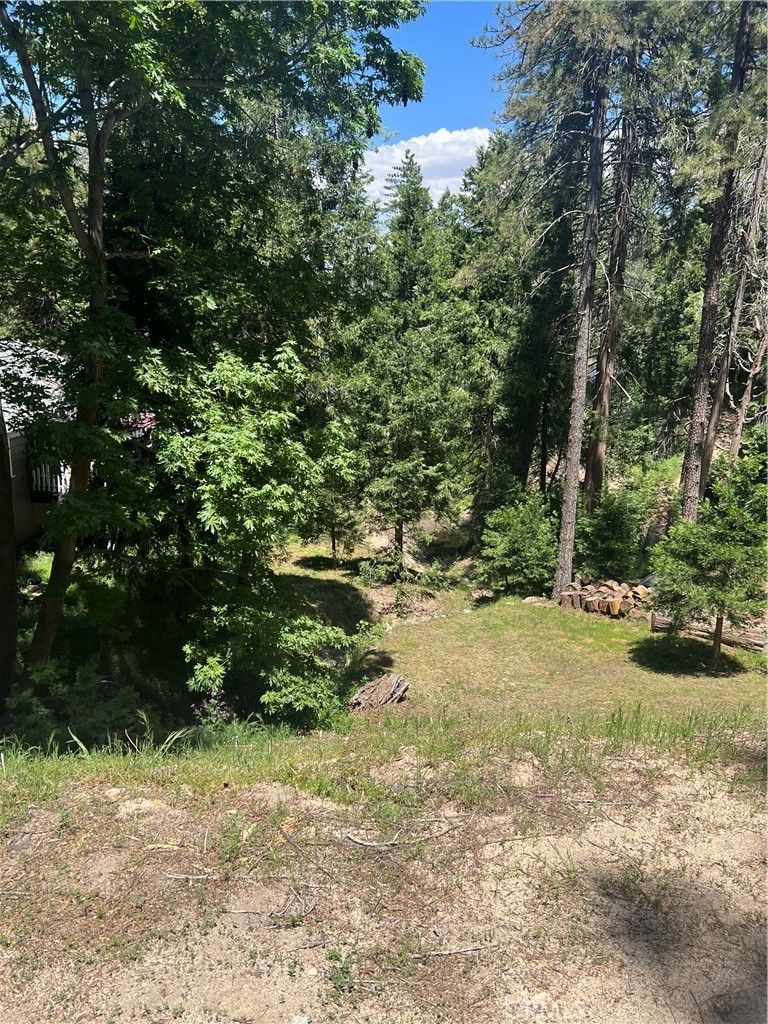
xmin=620 ymin=599 xmax=633 ymax=615
xmin=349 ymin=674 xmax=409 ymax=712
xmin=609 ymin=598 xmax=623 ymax=617
xmin=650 ymin=613 xmax=767 ymax=653
xmin=585 ymin=597 xmax=601 ymax=613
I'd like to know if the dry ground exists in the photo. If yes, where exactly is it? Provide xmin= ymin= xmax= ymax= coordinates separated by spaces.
xmin=1 ymin=547 xmax=765 ymax=1024
xmin=1 ymin=750 xmax=764 ymax=1024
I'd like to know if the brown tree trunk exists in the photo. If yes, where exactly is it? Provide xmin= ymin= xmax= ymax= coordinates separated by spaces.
xmin=712 ymin=614 xmax=724 ymax=669
xmin=729 ymin=328 xmax=767 ymax=461
xmin=552 ymin=76 xmax=607 ymax=597
xmin=330 ymin=522 xmax=337 ymax=568
xmin=25 ymin=195 xmax=107 ymax=668
xmin=700 ymin=140 xmax=767 ymax=495
xmin=680 ymin=0 xmax=755 ymax=520
xmin=0 ymin=400 xmax=17 ymax=708
xmin=584 ymin=113 xmax=635 ymax=514
xmin=394 ymin=519 xmax=404 ymax=560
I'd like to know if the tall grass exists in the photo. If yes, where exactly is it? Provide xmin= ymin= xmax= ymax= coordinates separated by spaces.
xmin=1 ymin=703 xmax=763 ymax=827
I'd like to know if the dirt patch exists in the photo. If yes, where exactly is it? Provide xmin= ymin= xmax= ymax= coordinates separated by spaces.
xmin=0 ymin=759 xmax=764 ymax=1023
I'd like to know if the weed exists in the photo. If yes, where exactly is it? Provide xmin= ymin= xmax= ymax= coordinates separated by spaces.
xmin=327 ymin=947 xmax=355 ymax=995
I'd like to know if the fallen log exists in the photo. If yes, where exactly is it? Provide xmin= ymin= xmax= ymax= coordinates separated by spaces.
xmin=650 ymin=613 xmax=767 ymax=653
xmin=349 ymin=673 xmax=409 ymax=712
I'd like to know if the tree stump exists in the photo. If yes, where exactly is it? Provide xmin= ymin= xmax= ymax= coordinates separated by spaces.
xmin=348 ymin=674 xmax=409 ymax=712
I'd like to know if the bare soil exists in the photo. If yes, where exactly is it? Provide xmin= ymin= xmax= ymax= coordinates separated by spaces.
xmin=1 ymin=754 xmax=764 ymax=1024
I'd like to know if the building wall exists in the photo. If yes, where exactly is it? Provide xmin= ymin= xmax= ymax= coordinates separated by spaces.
xmin=9 ymin=432 xmax=42 ymax=545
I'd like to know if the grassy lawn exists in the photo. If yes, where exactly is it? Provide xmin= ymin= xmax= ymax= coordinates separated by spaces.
xmin=382 ymin=596 xmax=765 ymax=717
xmin=1 ymin=545 xmax=765 ymax=1024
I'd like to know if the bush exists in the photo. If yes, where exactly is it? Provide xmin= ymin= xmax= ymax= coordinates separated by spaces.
xmin=577 ymin=488 xmax=651 ymax=581
xmin=651 ymin=468 xmax=766 ymax=666
xmin=478 ymin=492 xmax=558 ymax=594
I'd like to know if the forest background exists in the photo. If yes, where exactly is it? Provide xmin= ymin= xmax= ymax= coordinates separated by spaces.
xmin=0 ymin=0 xmax=765 ymax=743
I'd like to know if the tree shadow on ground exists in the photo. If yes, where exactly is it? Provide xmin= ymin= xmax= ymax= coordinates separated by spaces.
xmin=357 ymin=649 xmax=395 ymax=679
xmin=628 ymin=636 xmax=747 ymax=677
xmin=282 ymin=573 xmax=374 ymax=634
xmin=294 ymin=555 xmax=368 ymax=577
xmin=591 ymin=870 xmax=767 ymax=1023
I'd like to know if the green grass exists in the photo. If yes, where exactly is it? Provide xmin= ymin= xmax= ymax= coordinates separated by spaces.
xmin=381 ymin=595 xmax=765 ymax=717
xmin=1 ymin=700 xmax=763 ymax=830
xmin=3 ymin=546 xmax=764 ymax=824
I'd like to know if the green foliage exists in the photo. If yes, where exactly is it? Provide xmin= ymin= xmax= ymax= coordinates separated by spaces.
xmin=478 ymin=490 xmax=558 ymax=594
xmin=651 ymin=481 xmax=766 ymax=634
xmin=653 ymin=430 xmax=768 ymax=638
xmin=576 ymin=489 xmax=651 ymax=582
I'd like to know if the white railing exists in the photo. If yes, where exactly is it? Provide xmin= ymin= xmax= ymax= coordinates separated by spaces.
xmin=30 ymin=462 xmax=70 ymax=501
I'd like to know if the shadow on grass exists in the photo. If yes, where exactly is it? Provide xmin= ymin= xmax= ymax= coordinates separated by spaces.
xmin=282 ymin=573 xmax=374 ymax=634
xmin=294 ymin=555 xmax=369 ymax=577
xmin=628 ymin=635 xmax=747 ymax=677
xmin=358 ymin=649 xmax=395 ymax=679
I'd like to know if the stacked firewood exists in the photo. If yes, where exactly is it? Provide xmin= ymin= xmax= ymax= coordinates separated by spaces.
xmin=558 ymin=579 xmax=652 ymax=617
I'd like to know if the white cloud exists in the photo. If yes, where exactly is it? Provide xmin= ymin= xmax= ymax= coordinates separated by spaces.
xmin=364 ymin=127 xmax=492 ymax=203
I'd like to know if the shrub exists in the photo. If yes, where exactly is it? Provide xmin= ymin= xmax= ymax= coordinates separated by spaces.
xmin=651 ymin=474 xmax=766 ymax=667
xmin=577 ymin=488 xmax=651 ymax=581
xmin=478 ymin=492 xmax=558 ymax=594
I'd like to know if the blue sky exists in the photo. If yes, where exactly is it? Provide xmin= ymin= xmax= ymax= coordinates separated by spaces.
xmin=365 ymin=1 xmax=504 ymax=200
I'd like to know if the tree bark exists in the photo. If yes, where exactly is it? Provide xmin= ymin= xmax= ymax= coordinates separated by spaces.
xmin=700 ymin=139 xmax=768 ymax=495
xmin=3 ymin=3 xmax=115 ymax=670
xmin=729 ymin=328 xmax=767 ymax=461
xmin=394 ymin=519 xmax=404 ymax=560
xmin=584 ymin=113 xmax=635 ymax=514
xmin=24 ymin=169 xmax=108 ymax=668
xmin=712 ymin=614 xmax=724 ymax=669
xmin=551 ymin=75 xmax=607 ymax=597
xmin=680 ymin=0 xmax=755 ymax=520
xmin=330 ymin=521 xmax=337 ymax=568
xmin=539 ymin=398 xmax=548 ymax=493
xmin=0 ymin=400 xmax=17 ymax=708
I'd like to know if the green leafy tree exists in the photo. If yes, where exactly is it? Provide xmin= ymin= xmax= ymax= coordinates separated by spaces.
xmin=0 ymin=0 xmax=425 ymax=685
xmin=352 ymin=153 xmax=467 ymax=563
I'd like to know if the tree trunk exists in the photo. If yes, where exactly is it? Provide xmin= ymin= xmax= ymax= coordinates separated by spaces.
xmin=394 ymin=519 xmax=404 ymax=561
xmin=539 ymin=398 xmax=548 ymax=493
xmin=551 ymin=75 xmax=607 ymax=597
xmin=712 ymin=614 xmax=724 ymax=669
xmin=25 ymin=186 xmax=108 ymax=668
xmin=729 ymin=328 xmax=767 ymax=461
xmin=0 ymin=400 xmax=17 ymax=708
xmin=700 ymin=140 xmax=768 ymax=495
xmin=680 ymin=0 xmax=755 ymax=520
xmin=330 ymin=521 xmax=337 ymax=568
xmin=584 ymin=113 xmax=635 ymax=514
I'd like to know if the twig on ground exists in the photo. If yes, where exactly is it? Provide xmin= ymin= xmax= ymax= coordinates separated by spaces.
xmin=165 ymin=873 xmax=217 ymax=881
xmin=345 ymin=832 xmax=401 ymax=848
xmin=345 ymin=815 xmax=474 ymax=849
xmin=689 ymin=989 xmax=706 ymax=1024
xmin=598 ymin=810 xmax=637 ymax=831
xmin=411 ymin=945 xmax=486 ymax=958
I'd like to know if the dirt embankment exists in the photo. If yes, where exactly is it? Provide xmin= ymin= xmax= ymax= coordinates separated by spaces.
xmin=1 ymin=754 xmax=765 ymax=1024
